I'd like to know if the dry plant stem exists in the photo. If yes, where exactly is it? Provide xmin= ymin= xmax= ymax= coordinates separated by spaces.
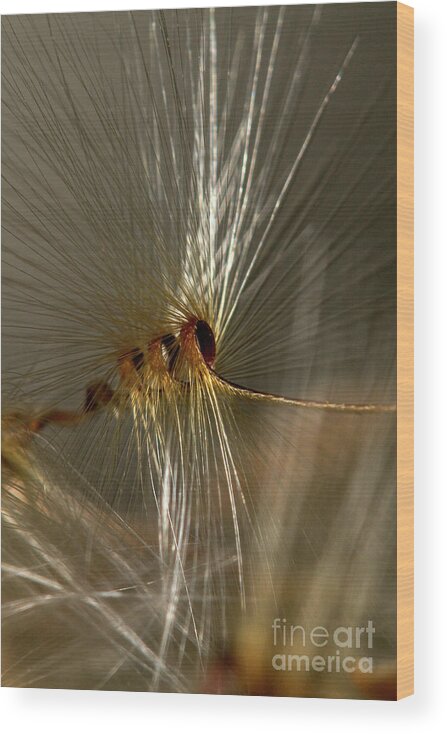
xmin=214 ymin=372 xmax=396 ymax=414
xmin=6 ymin=318 xmax=396 ymax=444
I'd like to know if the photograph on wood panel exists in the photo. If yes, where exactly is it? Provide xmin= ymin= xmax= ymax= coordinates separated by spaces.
xmin=2 ymin=2 xmax=399 ymax=699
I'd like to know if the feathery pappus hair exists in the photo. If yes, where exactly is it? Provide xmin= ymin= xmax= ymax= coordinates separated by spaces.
xmin=2 ymin=4 xmax=397 ymax=697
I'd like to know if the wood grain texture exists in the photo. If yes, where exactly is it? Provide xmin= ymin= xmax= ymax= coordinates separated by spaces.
xmin=397 ymin=1 xmax=414 ymax=701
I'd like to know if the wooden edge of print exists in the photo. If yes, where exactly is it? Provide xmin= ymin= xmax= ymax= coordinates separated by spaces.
xmin=396 ymin=1 xmax=414 ymax=701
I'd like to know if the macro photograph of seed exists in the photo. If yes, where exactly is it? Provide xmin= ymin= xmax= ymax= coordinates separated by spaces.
xmin=1 ymin=2 xmax=413 ymax=700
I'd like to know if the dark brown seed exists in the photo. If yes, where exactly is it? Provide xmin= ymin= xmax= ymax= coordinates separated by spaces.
xmin=195 ymin=320 xmax=216 ymax=366
xmin=84 ymin=382 xmax=114 ymax=412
